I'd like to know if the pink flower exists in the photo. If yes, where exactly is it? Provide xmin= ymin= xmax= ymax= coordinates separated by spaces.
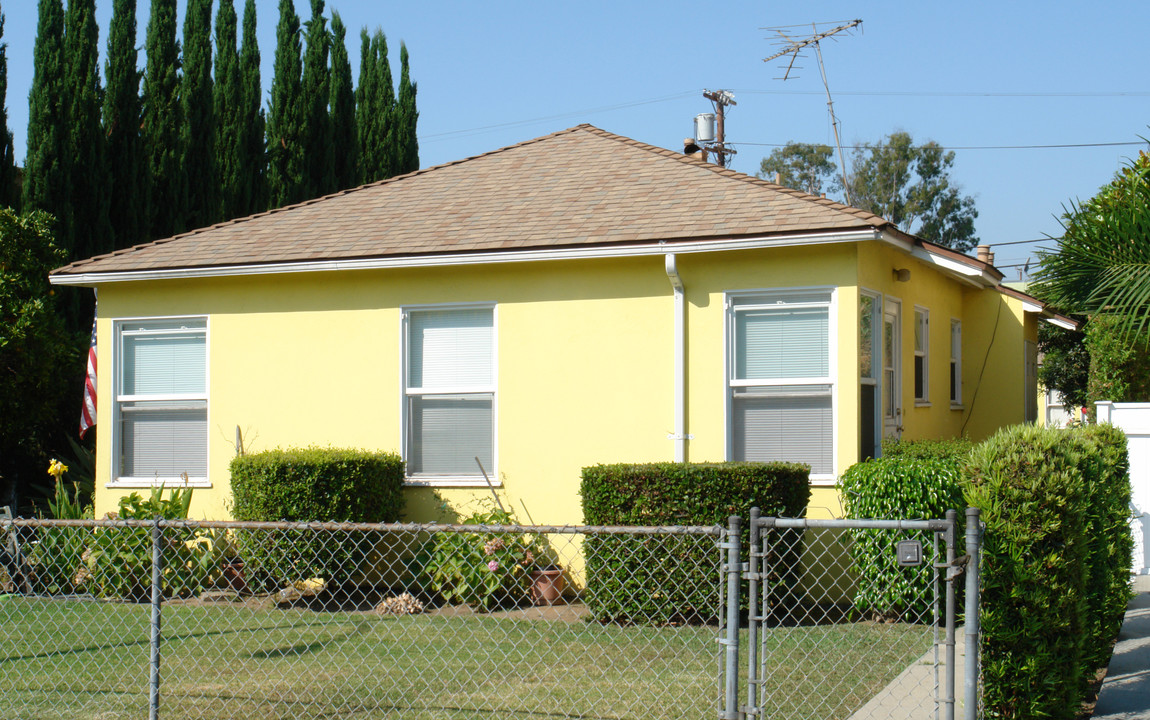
xmin=487 ymin=560 xmax=500 ymax=572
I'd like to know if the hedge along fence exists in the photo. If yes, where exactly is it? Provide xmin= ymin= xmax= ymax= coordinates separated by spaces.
xmin=229 ymin=447 xmax=406 ymax=589
xmin=964 ymin=424 xmax=1132 ymax=720
xmin=579 ymin=462 xmax=810 ymax=624
xmin=839 ymin=454 xmax=965 ymax=621
xmin=1077 ymin=424 xmax=1135 ymax=681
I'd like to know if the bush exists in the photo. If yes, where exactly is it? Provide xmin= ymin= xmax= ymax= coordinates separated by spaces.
xmin=421 ymin=503 xmax=551 ymax=611
xmin=880 ymin=436 xmax=974 ymax=462
xmin=580 ymin=462 xmax=810 ymax=624
xmin=839 ymin=455 xmax=965 ymax=620
xmin=964 ymin=424 xmax=1093 ymax=719
xmin=1077 ymin=424 xmax=1134 ymax=678
xmin=229 ymin=447 xmax=405 ymax=588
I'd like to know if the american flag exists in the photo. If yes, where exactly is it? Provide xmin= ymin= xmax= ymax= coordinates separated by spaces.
xmin=80 ymin=308 xmax=97 ymax=438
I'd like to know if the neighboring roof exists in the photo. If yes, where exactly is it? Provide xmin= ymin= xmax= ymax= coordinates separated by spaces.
xmin=52 ymin=124 xmax=890 ymax=279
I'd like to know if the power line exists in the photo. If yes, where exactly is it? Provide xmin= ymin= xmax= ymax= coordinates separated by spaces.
xmin=985 ymin=238 xmax=1060 ymax=247
xmin=735 ymin=140 xmax=1145 ymax=151
xmin=733 ymin=88 xmax=1150 ymax=98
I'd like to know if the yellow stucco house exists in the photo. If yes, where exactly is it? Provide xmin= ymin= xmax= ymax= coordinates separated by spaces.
xmin=50 ymin=125 xmax=1071 ymax=522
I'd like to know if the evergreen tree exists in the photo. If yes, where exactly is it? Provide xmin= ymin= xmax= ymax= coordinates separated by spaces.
xmin=266 ymin=0 xmax=305 ymax=208
xmin=300 ymin=0 xmax=332 ymax=198
xmin=328 ymin=12 xmax=357 ymax=189
xmin=214 ymin=0 xmax=244 ymax=221
xmin=0 ymin=5 xmax=17 ymax=210
xmin=238 ymin=0 xmax=265 ymax=215
xmin=103 ymin=0 xmax=147 ymax=248
xmin=181 ymin=0 xmax=218 ymax=229
xmin=64 ymin=0 xmax=111 ymax=260
xmin=24 ymin=0 xmax=69 ymax=238
xmin=143 ymin=0 xmax=186 ymax=239
xmin=395 ymin=42 xmax=419 ymax=175
xmin=356 ymin=29 xmax=395 ymax=183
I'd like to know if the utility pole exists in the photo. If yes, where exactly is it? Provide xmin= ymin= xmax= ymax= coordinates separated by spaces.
xmin=702 ymin=89 xmax=737 ymax=168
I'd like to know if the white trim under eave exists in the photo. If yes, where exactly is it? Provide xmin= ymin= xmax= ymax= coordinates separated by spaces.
xmin=48 ymin=228 xmax=884 ymax=286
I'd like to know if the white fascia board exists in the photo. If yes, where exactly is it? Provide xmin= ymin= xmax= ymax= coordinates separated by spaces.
xmin=49 ymin=228 xmax=883 ymax=286
xmin=1042 ymin=315 xmax=1078 ymax=331
xmin=876 ymin=229 xmax=997 ymax=287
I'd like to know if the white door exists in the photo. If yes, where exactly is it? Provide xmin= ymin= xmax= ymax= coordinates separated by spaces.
xmin=883 ymin=300 xmax=902 ymax=442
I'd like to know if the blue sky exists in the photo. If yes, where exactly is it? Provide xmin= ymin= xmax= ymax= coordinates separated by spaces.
xmin=4 ymin=0 xmax=1148 ymax=273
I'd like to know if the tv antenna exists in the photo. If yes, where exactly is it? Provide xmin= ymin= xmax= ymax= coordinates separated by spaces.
xmin=763 ymin=19 xmax=862 ymax=203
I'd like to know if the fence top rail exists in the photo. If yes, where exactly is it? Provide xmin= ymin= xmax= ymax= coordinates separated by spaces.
xmin=1 ymin=517 xmax=725 ymax=536
xmin=758 ymin=517 xmax=954 ymax=531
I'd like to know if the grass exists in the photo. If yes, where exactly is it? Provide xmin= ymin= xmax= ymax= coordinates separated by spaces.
xmin=0 ymin=595 xmax=934 ymax=720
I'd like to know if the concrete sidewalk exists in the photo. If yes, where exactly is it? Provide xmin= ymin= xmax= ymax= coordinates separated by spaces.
xmin=1092 ymin=574 xmax=1150 ymax=719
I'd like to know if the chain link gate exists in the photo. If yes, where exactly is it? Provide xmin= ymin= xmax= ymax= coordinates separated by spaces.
xmin=718 ymin=508 xmax=982 ymax=720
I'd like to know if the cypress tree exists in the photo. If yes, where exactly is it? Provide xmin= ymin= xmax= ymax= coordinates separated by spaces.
xmin=181 ymin=0 xmax=218 ymax=229
xmin=143 ymin=0 xmax=186 ymax=239
xmin=266 ymin=0 xmax=304 ymax=208
xmin=214 ymin=0 xmax=243 ymax=221
xmin=24 ymin=0 xmax=69 ymax=237
xmin=64 ymin=0 xmax=111 ymax=260
xmin=395 ymin=42 xmax=419 ymax=175
xmin=0 ymin=5 xmax=17 ymax=210
xmin=300 ymin=0 xmax=332 ymax=198
xmin=328 ymin=12 xmax=357 ymax=190
xmin=103 ymin=0 xmax=147 ymax=248
xmin=356 ymin=29 xmax=395 ymax=183
xmin=238 ymin=0 xmax=265 ymax=215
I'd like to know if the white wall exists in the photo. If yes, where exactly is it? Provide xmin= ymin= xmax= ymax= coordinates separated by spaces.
xmin=1097 ymin=402 xmax=1150 ymax=575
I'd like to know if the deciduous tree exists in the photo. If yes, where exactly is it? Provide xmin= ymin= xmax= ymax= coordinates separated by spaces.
xmin=757 ymin=142 xmax=836 ymax=196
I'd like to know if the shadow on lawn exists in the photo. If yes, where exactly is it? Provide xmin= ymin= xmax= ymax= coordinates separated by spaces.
xmin=0 ymin=616 xmax=349 ymax=664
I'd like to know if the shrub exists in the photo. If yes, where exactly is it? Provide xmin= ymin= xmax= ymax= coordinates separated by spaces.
xmin=880 ymin=436 xmax=974 ymax=463
xmin=1077 ymin=424 xmax=1134 ymax=678
xmin=229 ymin=447 xmax=405 ymax=588
xmin=85 ymin=487 xmax=217 ymax=601
xmin=965 ymin=424 xmax=1093 ymax=719
xmin=421 ymin=503 xmax=551 ymax=611
xmin=580 ymin=462 xmax=810 ymax=624
xmin=839 ymin=456 xmax=965 ymax=620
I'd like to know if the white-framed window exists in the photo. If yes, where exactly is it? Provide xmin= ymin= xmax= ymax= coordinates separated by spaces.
xmin=859 ymin=290 xmax=881 ymax=461
xmin=113 ymin=317 xmax=208 ymax=486
xmin=727 ymin=288 xmax=834 ymax=479
xmin=913 ymin=307 xmax=929 ymax=404
xmin=950 ymin=319 xmax=962 ymax=406
xmin=403 ymin=305 xmax=495 ymax=483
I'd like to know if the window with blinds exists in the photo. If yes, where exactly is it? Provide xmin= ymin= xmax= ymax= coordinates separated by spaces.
xmin=115 ymin=319 xmax=207 ymax=483
xmin=729 ymin=290 xmax=833 ymax=477
xmin=405 ymin=307 xmax=494 ymax=477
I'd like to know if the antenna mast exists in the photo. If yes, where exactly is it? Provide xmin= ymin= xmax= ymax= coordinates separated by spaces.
xmin=763 ymin=19 xmax=862 ymax=203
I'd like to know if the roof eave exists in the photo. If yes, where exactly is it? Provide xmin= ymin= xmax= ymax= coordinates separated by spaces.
xmin=48 ymin=227 xmax=885 ymax=286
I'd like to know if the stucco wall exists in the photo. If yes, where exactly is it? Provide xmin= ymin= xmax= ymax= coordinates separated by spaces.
xmin=91 ymin=240 xmax=1034 ymax=523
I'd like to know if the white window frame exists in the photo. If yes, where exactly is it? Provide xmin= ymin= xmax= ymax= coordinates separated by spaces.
xmin=913 ymin=306 xmax=930 ymax=406
xmin=950 ymin=319 xmax=962 ymax=408
xmin=859 ymin=289 xmax=882 ymax=461
xmin=400 ymin=303 xmax=498 ymax=487
xmin=725 ymin=287 xmax=836 ymax=483
xmin=110 ymin=316 xmax=210 ymax=488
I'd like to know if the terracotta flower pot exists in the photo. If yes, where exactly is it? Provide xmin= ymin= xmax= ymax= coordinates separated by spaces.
xmin=528 ymin=568 xmax=565 ymax=606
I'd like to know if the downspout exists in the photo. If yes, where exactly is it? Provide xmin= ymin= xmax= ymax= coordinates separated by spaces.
xmin=665 ymin=254 xmax=689 ymax=462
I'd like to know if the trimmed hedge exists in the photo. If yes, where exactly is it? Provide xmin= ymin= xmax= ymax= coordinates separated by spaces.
xmin=965 ymin=425 xmax=1095 ymax=719
xmin=839 ymin=455 xmax=965 ymax=620
xmin=229 ymin=447 xmax=405 ymax=587
xmin=1078 ymin=424 xmax=1135 ymax=679
xmin=880 ymin=436 xmax=974 ymax=462
xmin=580 ymin=461 xmax=810 ymax=624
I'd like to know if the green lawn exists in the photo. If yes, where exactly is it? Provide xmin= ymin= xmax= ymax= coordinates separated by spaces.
xmin=1 ymin=596 xmax=932 ymax=720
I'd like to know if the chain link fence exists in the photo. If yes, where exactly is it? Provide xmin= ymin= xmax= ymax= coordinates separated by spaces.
xmin=1 ymin=518 xmax=725 ymax=720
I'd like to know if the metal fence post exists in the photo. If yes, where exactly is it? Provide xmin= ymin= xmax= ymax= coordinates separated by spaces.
xmin=723 ymin=515 xmax=742 ymax=720
xmin=964 ymin=507 xmax=982 ymax=720
xmin=745 ymin=507 xmax=760 ymax=716
xmin=944 ymin=509 xmax=957 ymax=720
xmin=150 ymin=518 xmax=163 ymax=720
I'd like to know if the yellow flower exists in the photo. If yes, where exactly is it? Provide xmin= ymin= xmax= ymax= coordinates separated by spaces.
xmin=47 ymin=459 xmax=68 ymax=479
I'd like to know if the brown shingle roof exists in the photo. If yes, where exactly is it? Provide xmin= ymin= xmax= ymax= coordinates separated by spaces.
xmin=52 ymin=124 xmax=890 ymax=277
